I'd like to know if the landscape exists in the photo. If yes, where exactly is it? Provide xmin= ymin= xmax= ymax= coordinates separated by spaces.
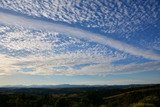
xmin=0 ymin=84 xmax=160 ymax=107
xmin=0 ymin=0 xmax=160 ymax=107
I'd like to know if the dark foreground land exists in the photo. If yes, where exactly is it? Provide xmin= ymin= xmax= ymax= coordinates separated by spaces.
xmin=0 ymin=84 xmax=160 ymax=107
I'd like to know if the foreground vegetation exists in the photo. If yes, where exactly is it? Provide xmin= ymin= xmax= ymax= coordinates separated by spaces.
xmin=0 ymin=84 xmax=159 ymax=107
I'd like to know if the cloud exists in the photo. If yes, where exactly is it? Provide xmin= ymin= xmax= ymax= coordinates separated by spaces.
xmin=0 ymin=11 xmax=160 ymax=60
xmin=0 ymin=0 xmax=159 ymax=35
xmin=0 ymin=49 xmax=123 ymax=75
xmin=0 ymin=49 xmax=159 ymax=76
xmin=71 ymin=61 xmax=160 ymax=75
xmin=0 ymin=25 xmax=128 ymax=76
xmin=0 ymin=1 xmax=160 ymax=76
xmin=0 ymin=54 xmax=19 ymax=75
xmin=0 ymin=29 xmax=52 ymax=51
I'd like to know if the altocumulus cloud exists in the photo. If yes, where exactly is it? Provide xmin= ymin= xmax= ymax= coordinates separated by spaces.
xmin=0 ymin=0 xmax=159 ymax=35
xmin=0 ymin=11 xmax=160 ymax=60
xmin=0 ymin=0 xmax=160 ymax=76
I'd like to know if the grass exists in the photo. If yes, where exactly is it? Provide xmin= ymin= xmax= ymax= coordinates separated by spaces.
xmin=131 ymin=103 xmax=155 ymax=107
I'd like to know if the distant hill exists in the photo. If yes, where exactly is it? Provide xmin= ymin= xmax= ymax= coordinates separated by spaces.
xmin=0 ymin=83 xmax=157 ymax=89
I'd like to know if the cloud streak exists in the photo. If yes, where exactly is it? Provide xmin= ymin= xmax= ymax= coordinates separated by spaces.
xmin=0 ymin=50 xmax=123 ymax=76
xmin=0 ymin=10 xmax=160 ymax=60
xmin=65 ymin=61 xmax=160 ymax=76
xmin=0 ymin=53 xmax=160 ymax=76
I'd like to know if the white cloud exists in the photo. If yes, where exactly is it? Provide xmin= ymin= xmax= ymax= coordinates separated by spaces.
xmin=0 ymin=11 xmax=159 ymax=60
xmin=0 ymin=0 xmax=160 ymax=77
xmin=73 ymin=61 xmax=160 ymax=75
xmin=0 ymin=50 xmax=122 ymax=75
xmin=0 ymin=54 xmax=20 ymax=75
xmin=0 ymin=48 xmax=159 ymax=76
xmin=0 ymin=29 xmax=52 ymax=51
xmin=0 ymin=0 xmax=159 ymax=35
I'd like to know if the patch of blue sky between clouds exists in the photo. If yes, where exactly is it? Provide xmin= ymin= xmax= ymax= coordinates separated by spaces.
xmin=112 ymin=57 xmax=153 ymax=66
xmin=117 ymin=22 xmax=160 ymax=53
xmin=72 ymin=63 xmax=97 ymax=70
xmin=19 ymin=68 xmax=34 ymax=72
xmin=0 ymin=45 xmax=32 ymax=57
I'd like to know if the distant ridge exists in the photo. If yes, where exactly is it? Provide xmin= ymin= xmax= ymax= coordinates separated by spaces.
xmin=0 ymin=84 xmax=103 ymax=88
xmin=0 ymin=84 xmax=159 ymax=89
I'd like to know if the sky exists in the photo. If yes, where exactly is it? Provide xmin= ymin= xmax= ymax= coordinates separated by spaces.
xmin=0 ymin=0 xmax=160 ymax=85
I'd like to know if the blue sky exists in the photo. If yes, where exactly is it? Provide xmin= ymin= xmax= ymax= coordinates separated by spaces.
xmin=0 ymin=0 xmax=160 ymax=85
